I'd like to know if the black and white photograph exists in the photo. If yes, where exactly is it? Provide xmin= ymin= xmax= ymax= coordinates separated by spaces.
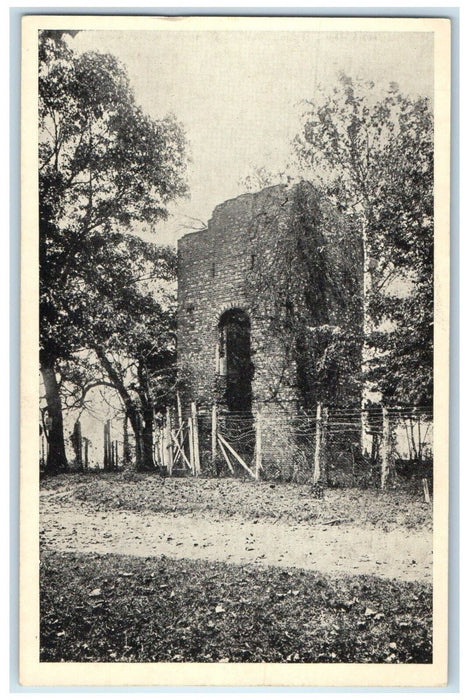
xmin=20 ymin=15 xmax=450 ymax=687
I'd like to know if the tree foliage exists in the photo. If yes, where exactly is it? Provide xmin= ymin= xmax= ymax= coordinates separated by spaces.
xmin=294 ymin=75 xmax=433 ymax=404
xmin=39 ymin=31 xmax=188 ymax=471
xmin=89 ymin=241 xmax=178 ymax=471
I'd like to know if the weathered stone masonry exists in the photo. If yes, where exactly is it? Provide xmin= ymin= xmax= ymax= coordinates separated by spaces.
xmin=177 ymin=181 xmax=362 ymax=478
xmin=178 ymin=185 xmax=298 ymax=407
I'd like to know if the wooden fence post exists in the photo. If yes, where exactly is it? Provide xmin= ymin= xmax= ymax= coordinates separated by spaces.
xmin=416 ymin=410 xmax=422 ymax=461
xmin=313 ymin=403 xmax=322 ymax=484
xmin=177 ymin=394 xmax=187 ymax=469
xmin=360 ymin=406 xmax=373 ymax=458
xmin=154 ymin=424 xmax=160 ymax=466
xmin=159 ymin=424 xmax=166 ymax=469
xmin=166 ymin=406 xmax=173 ymax=476
xmin=381 ymin=406 xmax=390 ymax=490
xmin=103 ymin=421 xmax=109 ymax=470
xmin=218 ymin=436 xmax=234 ymax=474
xmin=114 ymin=440 xmax=119 ymax=470
xmin=188 ymin=414 xmax=195 ymax=475
xmin=108 ymin=421 xmax=112 ymax=470
xmin=191 ymin=402 xmax=201 ymax=476
xmin=254 ymin=404 xmax=262 ymax=480
xmin=104 ymin=420 xmax=113 ymax=471
xmin=84 ymin=438 xmax=89 ymax=470
xmin=177 ymin=392 xmax=183 ymax=431
xmin=218 ymin=433 xmax=256 ymax=479
xmin=211 ymin=404 xmax=218 ymax=472
xmin=78 ymin=420 xmax=83 ymax=470
xmin=73 ymin=420 xmax=83 ymax=470
xmin=321 ymin=406 xmax=329 ymax=485
xmin=123 ymin=413 xmax=131 ymax=464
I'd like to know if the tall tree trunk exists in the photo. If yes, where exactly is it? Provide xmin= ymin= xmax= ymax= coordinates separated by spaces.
xmin=123 ymin=412 xmax=132 ymax=464
xmin=137 ymin=358 xmax=158 ymax=472
xmin=40 ymin=351 xmax=68 ymax=473
xmin=360 ymin=214 xmax=374 ymax=457
xmin=94 ymin=345 xmax=155 ymax=472
xmin=141 ymin=405 xmax=156 ymax=472
xmin=128 ymin=407 xmax=145 ymax=471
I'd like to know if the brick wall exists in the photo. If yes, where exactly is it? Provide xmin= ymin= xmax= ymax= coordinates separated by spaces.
xmin=177 ymin=184 xmax=300 ymax=407
xmin=177 ymin=181 xmax=362 ymax=478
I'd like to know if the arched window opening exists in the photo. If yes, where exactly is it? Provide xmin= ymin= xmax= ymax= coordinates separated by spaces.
xmin=217 ymin=309 xmax=253 ymax=414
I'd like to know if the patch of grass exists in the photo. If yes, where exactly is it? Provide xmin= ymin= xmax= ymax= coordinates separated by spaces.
xmin=41 ymin=551 xmax=432 ymax=663
xmin=41 ymin=472 xmax=432 ymax=531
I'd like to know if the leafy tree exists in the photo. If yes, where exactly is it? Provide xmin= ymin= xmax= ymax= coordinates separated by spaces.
xmin=365 ymin=98 xmax=433 ymax=403
xmin=294 ymin=75 xmax=433 ymax=405
xmin=39 ymin=31 xmax=188 ymax=472
xmin=88 ymin=240 xmax=178 ymax=471
xmin=55 ymin=238 xmax=178 ymax=472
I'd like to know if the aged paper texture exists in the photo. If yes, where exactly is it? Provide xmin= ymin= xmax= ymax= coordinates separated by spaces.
xmin=20 ymin=14 xmax=450 ymax=687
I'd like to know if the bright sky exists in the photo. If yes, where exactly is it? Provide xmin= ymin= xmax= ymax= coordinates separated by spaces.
xmin=71 ymin=29 xmax=433 ymax=246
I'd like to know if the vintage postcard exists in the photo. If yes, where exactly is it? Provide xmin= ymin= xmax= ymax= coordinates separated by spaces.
xmin=20 ymin=15 xmax=451 ymax=687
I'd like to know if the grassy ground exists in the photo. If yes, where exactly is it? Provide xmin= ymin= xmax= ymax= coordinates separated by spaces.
xmin=41 ymin=471 xmax=432 ymax=531
xmin=41 ymin=551 xmax=432 ymax=663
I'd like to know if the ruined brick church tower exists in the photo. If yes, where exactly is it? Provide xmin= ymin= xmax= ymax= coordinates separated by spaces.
xmin=177 ymin=181 xmax=362 ymax=477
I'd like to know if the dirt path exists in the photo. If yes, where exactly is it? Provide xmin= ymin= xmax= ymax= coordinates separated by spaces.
xmin=40 ymin=500 xmax=432 ymax=582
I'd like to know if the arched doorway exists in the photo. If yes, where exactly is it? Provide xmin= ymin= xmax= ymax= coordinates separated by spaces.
xmin=217 ymin=309 xmax=254 ymax=414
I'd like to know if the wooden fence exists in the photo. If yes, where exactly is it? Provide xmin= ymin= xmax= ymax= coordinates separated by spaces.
xmin=153 ymin=400 xmax=432 ymax=491
xmin=44 ymin=402 xmax=431 ymax=493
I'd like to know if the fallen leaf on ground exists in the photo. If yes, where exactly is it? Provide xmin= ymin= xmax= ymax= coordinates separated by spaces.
xmin=365 ymin=607 xmax=377 ymax=617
